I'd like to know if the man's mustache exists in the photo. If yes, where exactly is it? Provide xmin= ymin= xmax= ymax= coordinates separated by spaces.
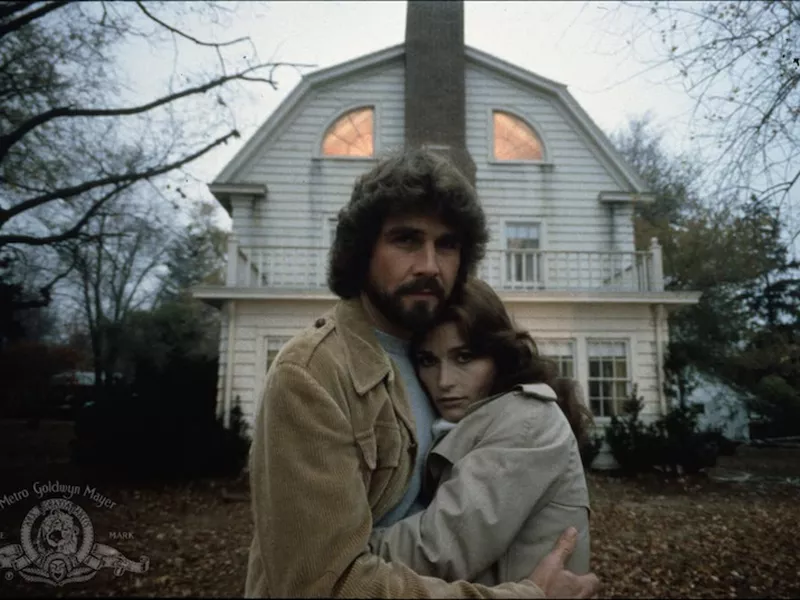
xmin=396 ymin=277 xmax=445 ymax=300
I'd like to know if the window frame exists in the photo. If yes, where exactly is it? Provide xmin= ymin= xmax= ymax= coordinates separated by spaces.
xmin=502 ymin=220 xmax=547 ymax=287
xmin=487 ymin=107 xmax=551 ymax=165
xmin=586 ymin=338 xmax=632 ymax=419
xmin=315 ymin=103 xmax=380 ymax=161
xmin=538 ymin=338 xmax=577 ymax=380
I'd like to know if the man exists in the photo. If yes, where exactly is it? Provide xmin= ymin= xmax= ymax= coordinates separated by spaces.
xmin=245 ymin=148 xmax=600 ymax=598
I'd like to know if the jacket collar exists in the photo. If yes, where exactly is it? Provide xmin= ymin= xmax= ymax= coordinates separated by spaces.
xmin=334 ymin=298 xmax=394 ymax=396
xmin=464 ymin=382 xmax=558 ymax=417
xmin=432 ymin=383 xmax=559 ymax=463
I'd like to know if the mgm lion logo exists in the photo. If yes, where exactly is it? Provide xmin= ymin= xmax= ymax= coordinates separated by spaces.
xmin=0 ymin=498 xmax=149 ymax=586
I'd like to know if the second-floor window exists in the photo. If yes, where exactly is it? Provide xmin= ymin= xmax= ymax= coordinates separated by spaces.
xmin=505 ymin=222 xmax=542 ymax=284
xmin=321 ymin=106 xmax=374 ymax=157
xmin=493 ymin=110 xmax=544 ymax=161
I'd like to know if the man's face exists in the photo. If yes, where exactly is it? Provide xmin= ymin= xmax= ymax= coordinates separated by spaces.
xmin=364 ymin=214 xmax=461 ymax=336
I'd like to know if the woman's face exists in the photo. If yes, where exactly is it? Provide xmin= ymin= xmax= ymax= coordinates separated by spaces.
xmin=416 ymin=322 xmax=496 ymax=423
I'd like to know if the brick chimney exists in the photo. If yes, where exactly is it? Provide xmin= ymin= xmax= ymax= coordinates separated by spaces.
xmin=405 ymin=0 xmax=476 ymax=185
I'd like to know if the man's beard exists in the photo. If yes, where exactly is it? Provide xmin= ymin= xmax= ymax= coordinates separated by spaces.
xmin=363 ymin=275 xmax=447 ymax=334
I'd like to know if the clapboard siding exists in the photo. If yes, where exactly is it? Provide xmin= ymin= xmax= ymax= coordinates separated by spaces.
xmin=225 ymin=55 xmax=639 ymax=256
xmin=215 ymin=314 xmax=228 ymax=419
xmin=229 ymin=58 xmax=405 ymax=249
xmin=217 ymin=298 xmax=666 ymax=428
xmin=509 ymin=301 xmax=663 ymax=420
xmin=213 ymin=299 xmax=339 ymax=421
xmin=464 ymin=62 xmax=626 ymax=255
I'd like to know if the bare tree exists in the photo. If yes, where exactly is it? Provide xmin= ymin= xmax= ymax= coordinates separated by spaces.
xmin=59 ymin=196 xmax=174 ymax=392
xmin=0 ymin=1 xmax=308 ymax=272
xmin=597 ymin=1 xmax=800 ymax=238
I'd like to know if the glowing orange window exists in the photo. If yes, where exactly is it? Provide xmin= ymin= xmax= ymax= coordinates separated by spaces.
xmin=493 ymin=111 xmax=543 ymax=161
xmin=321 ymin=107 xmax=374 ymax=157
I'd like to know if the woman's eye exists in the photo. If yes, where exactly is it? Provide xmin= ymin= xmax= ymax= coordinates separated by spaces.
xmin=417 ymin=354 xmax=437 ymax=367
xmin=455 ymin=351 xmax=474 ymax=364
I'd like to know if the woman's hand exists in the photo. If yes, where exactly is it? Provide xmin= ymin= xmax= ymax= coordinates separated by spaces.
xmin=527 ymin=527 xmax=600 ymax=598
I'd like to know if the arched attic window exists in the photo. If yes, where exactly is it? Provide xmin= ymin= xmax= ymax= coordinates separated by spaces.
xmin=492 ymin=110 xmax=544 ymax=161
xmin=321 ymin=106 xmax=374 ymax=157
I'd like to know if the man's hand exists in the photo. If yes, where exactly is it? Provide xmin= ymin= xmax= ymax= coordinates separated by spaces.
xmin=527 ymin=527 xmax=600 ymax=598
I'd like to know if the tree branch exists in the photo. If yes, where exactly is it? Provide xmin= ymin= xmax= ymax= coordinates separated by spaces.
xmin=134 ymin=1 xmax=253 ymax=76
xmin=133 ymin=1 xmax=250 ymax=49
xmin=0 ymin=61 xmax=311 ymax=163
xmin=0 ymin=2 xmax=37 ymax=22
xmin=0 ymin=182 xmax=132 ymax=248
xmin=0 ymin=0 xmax=68 ymax=38
xmin=0 ymin=129 xmax=239 ymax=230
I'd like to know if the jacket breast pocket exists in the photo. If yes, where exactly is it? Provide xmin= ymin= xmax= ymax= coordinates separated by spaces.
xmin=355 ymin=423 xmax=403 ymax=507
xmin=355 ymin=424 xmax=402 ymax=469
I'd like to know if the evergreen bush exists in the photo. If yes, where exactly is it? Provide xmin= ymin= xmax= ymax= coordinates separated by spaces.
xmin=579 ymin=434 xmax=604 ymax=469
xmin=605 ymin=386 xmax=720 ymax=476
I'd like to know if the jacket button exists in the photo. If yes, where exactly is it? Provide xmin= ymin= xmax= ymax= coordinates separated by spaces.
xmin=314 ymin=318 xmax=326 ymax=328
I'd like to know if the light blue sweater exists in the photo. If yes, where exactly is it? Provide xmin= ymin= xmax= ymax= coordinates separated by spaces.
xmin=373 ymin=329 xmax=437 ymax=527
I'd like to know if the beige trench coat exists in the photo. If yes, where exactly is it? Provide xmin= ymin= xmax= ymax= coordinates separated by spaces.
xmin=369 ymin=383 xmax=591 ymax=585
xmin=245 ymin=298 xmax=544 ymax=598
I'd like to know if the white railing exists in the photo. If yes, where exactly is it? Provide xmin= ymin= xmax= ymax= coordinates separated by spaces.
xmin=226 ymin=237 xmax=664 ymax=293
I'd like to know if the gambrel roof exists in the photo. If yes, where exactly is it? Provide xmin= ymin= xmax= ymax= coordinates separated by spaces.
xmin=212 ymin=43 xmax=649 ymax=195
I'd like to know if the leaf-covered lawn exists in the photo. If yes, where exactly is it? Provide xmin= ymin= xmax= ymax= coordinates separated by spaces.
xmin=2 ymin=446 xmax=799 ymax=598
xmin=590 ymin=472 xmax=800 ymax=598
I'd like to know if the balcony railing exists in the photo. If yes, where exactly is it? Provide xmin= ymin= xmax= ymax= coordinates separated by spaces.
xmin=225 ymin=238 xmax=664 ymax=293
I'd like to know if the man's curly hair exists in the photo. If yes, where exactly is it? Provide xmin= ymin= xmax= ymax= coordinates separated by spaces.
xmin=328 ymin=148 xmax=488 ymax=299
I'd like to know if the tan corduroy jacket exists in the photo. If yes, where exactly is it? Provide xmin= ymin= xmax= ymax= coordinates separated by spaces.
xmin=368 ymin=384 xmax=591 ymax=584
xmin=245 ymin=298 xmax=544 ymax=598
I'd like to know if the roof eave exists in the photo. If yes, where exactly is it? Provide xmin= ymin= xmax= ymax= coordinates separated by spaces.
xmin=208 ymin=183 xmax=267 ymax=215
xmin=213 ymin=43 xmax=405 ymax=185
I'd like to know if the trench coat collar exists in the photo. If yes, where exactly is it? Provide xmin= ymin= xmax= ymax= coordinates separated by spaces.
xmin=464 ymin=382 xmax=558 ymax=417
xmin=432 ymin=383 xmax=559 ymax=464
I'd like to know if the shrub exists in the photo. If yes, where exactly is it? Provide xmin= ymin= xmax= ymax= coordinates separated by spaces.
xmin=73 ymin=384 xmax=250 ymax=481
xmin=697 ymin=427 xmax=741 ymax=456
xmin=72 ymin=299 xmax=250 ymax=482
xmin=0 ymin=341 xmax=81 ymax=419
xmin=579 ymin=434 xmax=604 ymax=469
xmin=605 ymin=386 xmax=720 ymax=476
xmin=605 ymin=392 xmax=663 ymax=475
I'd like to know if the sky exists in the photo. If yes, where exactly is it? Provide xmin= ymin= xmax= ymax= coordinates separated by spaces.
xmin=108 ymin=0 xmax=796 ymax=244
xmin=38 ymin=0 xmax=798 ymax=333
xmin=152 ymin=0 xmax=699 ymax=221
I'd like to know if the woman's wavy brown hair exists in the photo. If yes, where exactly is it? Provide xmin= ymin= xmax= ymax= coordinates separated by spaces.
xmin=411 ymin=277 xmax=594 ymax=446
xmin=327 ymin=148 xmax=488 ymax=299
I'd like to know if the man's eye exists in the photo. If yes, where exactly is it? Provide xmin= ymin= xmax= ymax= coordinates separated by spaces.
xmin=437 ymin=238 xmax=460 ymax=251
xmin=393 ymin=234 xmax=418 ymax=247
xmin=455 ymin=351 xmax=474 ymax=364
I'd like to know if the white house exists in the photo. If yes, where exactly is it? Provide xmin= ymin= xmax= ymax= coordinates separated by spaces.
xmin=193 ymin=2 xmax=701 ymax=443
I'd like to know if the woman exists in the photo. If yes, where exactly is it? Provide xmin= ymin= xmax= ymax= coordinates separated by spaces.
xmin=369 ymin=277 xmax=593 ymax=585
